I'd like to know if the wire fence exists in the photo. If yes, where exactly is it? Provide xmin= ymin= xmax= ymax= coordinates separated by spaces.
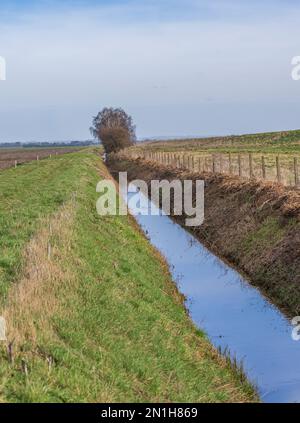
xmin=119 ymin=149 xmax=300 ymax=188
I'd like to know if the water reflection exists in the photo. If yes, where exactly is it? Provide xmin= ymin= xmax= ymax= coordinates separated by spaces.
xmin=126 ymin=185 xmax=300 ymax=403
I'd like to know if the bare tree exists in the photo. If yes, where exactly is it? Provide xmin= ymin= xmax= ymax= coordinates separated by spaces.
xmin=90 ymin=108 xmax=136 ymax=154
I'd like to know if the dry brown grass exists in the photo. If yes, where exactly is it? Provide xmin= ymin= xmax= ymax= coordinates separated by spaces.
xmin=3 ymin=199 xmax=76 ymax=353
xmin=124 ymin=148 xmax=300 ymax=188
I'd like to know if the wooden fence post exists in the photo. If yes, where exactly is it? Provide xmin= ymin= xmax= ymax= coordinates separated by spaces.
xmin=198 ymin=157 xmax=201 ymax=173
xmin=220 ymin=154 xmax=223 ymax=174
xmin=14 ymin=160 xmax=17 ymax=168
xmin=229 ymin=153 xmax=232 ymax=174
xmin=294 ymin=157 xmax=299 ymax=187
xmin=212 ymin=154 xmax=216 ymax=173
xmin=276 ymin=156 xmax=281 ymax=183
xmin=261 ymin=156 xmax=266 ymax=180
xmin=238 ymin=154 xmax=242 ymax=177
xmin=205 ymin=157 xmax=209 ymax=172
xmin=249 ymin=153 xmax=253 ymax=178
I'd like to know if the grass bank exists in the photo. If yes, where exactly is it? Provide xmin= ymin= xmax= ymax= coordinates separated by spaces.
xmin=0 ymin=149 xmax=257 ymax=402
xmin=109 ymin=157 xmax=300 ymax=318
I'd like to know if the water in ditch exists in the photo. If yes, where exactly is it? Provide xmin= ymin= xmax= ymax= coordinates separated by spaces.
xmin=127 ymin=185 xmax=300 ymax=403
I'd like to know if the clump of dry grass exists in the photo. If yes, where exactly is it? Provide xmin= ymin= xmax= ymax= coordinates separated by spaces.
xmin=3 ymin=199 xmax=76 ymax=355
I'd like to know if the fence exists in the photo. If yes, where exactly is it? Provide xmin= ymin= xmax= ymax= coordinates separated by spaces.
xmin=119 ymin=150 xmax=300 ymax=188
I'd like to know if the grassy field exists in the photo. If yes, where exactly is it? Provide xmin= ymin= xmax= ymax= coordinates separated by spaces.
xmin=141 ymin=129 xmax=300 ymax=154
xmin=0 ymin=149 xmax=257 ymax=402
xmin=131 ymin=130 xmax=300 ymax=187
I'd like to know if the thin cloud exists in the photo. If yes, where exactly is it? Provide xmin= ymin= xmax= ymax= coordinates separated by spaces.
xmin=0 ymin=1 xmax=300 ymax=141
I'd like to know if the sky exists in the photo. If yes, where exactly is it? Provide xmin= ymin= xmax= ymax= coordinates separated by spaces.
xmin=1 ymin=0 xmax=300 ymax=142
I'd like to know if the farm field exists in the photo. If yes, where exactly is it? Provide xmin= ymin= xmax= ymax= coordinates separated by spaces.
xmin=0 ymin=147 xmax=82 ymax=170
xmin=132 ymin=129 xmax=300 ymax=187
xmin=0 ymin=148 xmax=256 ymax=402
xmin=140 ymin=129 xmax=300 ymax=154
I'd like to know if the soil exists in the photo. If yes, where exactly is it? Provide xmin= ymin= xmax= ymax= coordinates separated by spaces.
xmin=0 ymin=148 xmax=80 ymax=170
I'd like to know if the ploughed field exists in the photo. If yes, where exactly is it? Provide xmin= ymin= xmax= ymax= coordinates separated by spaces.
xmin=0 ymin=147 xmax=82 ymax=170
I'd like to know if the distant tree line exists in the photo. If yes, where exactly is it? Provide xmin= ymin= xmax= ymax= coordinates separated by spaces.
xmin=90 ymin=107 xmax=136 ymax=154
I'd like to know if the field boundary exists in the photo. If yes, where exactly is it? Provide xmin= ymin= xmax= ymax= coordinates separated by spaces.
xmin=121 ymin=149 xmax=300 ymax=188
xmin=0 ymin=147 xmax=83 ymax=171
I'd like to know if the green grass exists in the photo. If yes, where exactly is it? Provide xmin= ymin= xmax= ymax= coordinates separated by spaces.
xmin=131 ymin=129 xmax=300 ymax=187
xmin=0 ymin=151 xmax=93 ymax=301
xmin=0 ymin=149 xmax=256 ymax=402
xmin=140 ymin=129 xmax=300 ymax=154
xmin=240 ymin=217 xmax=287 ymax=254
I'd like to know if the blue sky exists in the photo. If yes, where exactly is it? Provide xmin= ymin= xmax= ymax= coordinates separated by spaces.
xmin=1 ymin=1 xmax=300 ymax=141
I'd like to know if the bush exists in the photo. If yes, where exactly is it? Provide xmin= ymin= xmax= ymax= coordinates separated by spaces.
xmin=90 ymin=108 xmax=136 ymax=154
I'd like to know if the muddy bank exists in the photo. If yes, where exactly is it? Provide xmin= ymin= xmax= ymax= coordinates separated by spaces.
xmin=108 ymin=157 xmax=300 ymax=318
